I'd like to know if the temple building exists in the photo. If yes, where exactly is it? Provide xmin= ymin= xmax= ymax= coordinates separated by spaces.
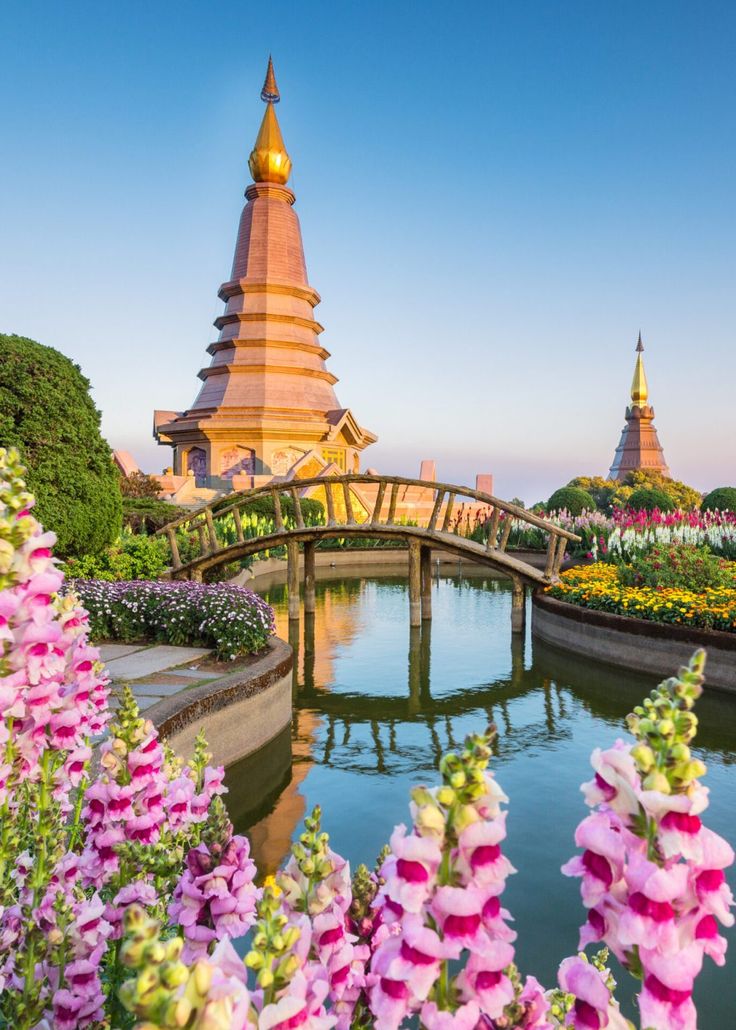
xmin=154 ymin=59 xmax=377 ymax=490
xmin=608 ymin=334 xmax=670 ymax=480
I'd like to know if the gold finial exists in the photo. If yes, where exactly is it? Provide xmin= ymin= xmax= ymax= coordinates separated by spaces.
xmin=261 ymin=55 xmax=280 ymax=103
xmin=249 ymin=57 xmax=292 ymax=185
xmin=630 ymin=332 xmax=649 ymax=407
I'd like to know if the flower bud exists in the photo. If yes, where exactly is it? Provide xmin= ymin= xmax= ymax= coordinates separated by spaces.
xmin=643 ymin=771 xmax=671 ymax=794
xmin=193 ymin=960 xmax=213 ymax=996
xmin=414 ymin=804 xmax=445 ymax=838
xmin=453 ymin=804 xmax=481 ymax=832
xmin=685 ymin=759 xmax=706 ymax=780
xmin=258 ymin=968 xmax=274 ymax=989
xmin=631 ymin=743 xmax=655 ymax=772
xmin=161 ymin=967 xmax=188 ymax=994
xmin=411 ymin=786 xmax=435 ymax=807
xmin=437 ymin=786 xmax=456 ymax=806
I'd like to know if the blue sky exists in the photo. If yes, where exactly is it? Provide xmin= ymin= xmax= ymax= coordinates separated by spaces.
xmin=1 ymin=1 xmax=734 ymax=503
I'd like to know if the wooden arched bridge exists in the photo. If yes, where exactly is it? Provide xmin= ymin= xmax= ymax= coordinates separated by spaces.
xmin=157 ymin=474 xmax=579 ymax=631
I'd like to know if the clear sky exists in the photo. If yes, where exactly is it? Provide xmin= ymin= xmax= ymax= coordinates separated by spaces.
xmin=1 ymin=1 xmax=734 ymax=504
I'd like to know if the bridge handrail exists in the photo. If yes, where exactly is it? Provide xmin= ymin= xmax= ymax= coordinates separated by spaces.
xmin=156 ymin=473 xmax=580 ymax=542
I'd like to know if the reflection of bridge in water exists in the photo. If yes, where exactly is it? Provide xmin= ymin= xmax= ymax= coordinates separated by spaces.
xmin=293 ymin=614 xmax=573 ymax=776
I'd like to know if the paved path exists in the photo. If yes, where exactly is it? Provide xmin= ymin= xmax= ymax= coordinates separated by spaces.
xmin=98 ymin=643 xmax=219 ymax=712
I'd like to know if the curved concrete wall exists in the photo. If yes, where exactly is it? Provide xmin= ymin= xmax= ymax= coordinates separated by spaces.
xmin=532 ymin=593 xmax=736 ymax=694
xmin=147 ymin=638 xmax=293 ymax=767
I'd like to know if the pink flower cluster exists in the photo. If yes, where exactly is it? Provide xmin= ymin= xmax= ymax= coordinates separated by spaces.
xmin=0 ymin=526 xmax=108 ymax=804
xmin=170 ymin=831 xmax=260 ymax=961
xmin=563 ymin=741 xmax=734 ymax=1029
xmin=81 ymin=713 xmax=224 ymax=898
xmin=366 ymin=756 xmax=549 ymax=1029
xmin=611 ymin=509 xmax=736 ymax=531
xmin=279 ymin=837 xmax=370 ymax=1028
xmin=0 ymin=450 xmax=235 ymax=1028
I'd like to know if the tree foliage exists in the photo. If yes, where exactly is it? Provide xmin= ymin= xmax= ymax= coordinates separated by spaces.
xmin=701 ymin=486 xmax=736 ymax=513
xmin=627 ymin=486 xmax=675 ymax=512
xmin=0 ymin=334 xmax=121 ymax=556
xmin=569 ymin=471 xmax=701 ymax=513
xmin=120 ymin=470 xmax=162 ymax=498
xmin=123 ymin=497 xmax=188 ymax=534
xmin=547 ymin=486 xmax=595 ymax=516
xmin=625 ymin=470 xmax=701 ymax=511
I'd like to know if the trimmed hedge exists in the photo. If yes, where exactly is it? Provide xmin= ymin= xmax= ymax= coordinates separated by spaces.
xmin=627 ymin=487 xmax=675 ymax=513
xmin=547 ymin=486 xmax=595 ymax=516
xmin=701 ymin=487 xmax=736 ymax=513
xmin=123 ymin=497 xmax=188 ymax=534
xmin=0 ymin=334 xmax=121 ymax=556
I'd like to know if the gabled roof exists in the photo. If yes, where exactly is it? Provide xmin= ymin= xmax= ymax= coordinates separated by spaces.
xmin=325 ymin=408 xmax=378 ymax=447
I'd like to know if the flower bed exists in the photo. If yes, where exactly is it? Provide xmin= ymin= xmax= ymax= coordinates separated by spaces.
xmin=73 ymin=579 xmax=275 ymax=659
xmin=547 ymin=563 xmax=736 ymax=632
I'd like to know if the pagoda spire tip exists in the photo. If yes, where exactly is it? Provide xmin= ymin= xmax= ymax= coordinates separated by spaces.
xmin=261 ymin=55 xmax=280 ymax=103
xmin=636 ymin=331 xmax=644 ymax=352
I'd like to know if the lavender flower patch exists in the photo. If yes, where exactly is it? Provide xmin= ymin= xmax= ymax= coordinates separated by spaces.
xmin=73 ymin=579 xmax=275 ymax=659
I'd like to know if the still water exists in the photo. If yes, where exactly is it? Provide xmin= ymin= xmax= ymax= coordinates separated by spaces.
xmin=225 ymin=566 xmax=736 ymax=1025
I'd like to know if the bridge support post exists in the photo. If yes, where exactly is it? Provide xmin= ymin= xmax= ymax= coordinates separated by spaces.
xmin=287 ymin=541 xmax=300 ymax=621
xmin=409 ymin=540 xmax=421 ymax=627
xmin=303 ymin=541 xmax=316 ymax=614
xmin=420 ymin=545 xmax=432 ymax=621
xmin=511 ymin=578 xmax=526 ymax=634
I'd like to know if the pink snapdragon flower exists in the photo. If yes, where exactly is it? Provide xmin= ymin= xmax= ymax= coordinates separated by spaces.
xmin=171 ymin=834 xmax=260 ymax=961
xmin=558 ymin=956 xmax=629 ymax=1029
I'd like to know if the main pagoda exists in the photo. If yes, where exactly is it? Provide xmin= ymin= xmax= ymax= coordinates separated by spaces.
xmin=154 ymin=59 xmax=377 ymax=487
xmin=608 ymin=334 xmax=670 ymax=480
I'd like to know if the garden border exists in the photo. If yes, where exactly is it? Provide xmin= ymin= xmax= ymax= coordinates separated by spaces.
xmin=532 ymin=592 xmax=736 ymax=693
xmin=146 ymin=637 xmax=293 ymax=767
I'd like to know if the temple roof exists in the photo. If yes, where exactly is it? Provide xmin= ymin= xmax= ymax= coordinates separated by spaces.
xmin=608 ymin=333 xmax=669 ymax=480
xmin=154 ymin=59 xmax=377 ymax=463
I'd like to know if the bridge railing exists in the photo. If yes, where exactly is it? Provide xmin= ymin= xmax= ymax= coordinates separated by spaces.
xmin=156 ymin=474 xmax=580 ymax=582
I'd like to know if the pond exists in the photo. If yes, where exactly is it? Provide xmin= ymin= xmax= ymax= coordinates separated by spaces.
xmin=225 ymin=565 xmax=736 ymax=1024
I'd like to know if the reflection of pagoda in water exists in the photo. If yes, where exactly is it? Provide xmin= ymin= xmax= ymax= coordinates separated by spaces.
xmin=608 ymin=334 xmax=670 ymax=480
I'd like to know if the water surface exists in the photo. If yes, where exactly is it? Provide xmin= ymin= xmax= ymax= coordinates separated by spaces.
xmin=225 ymin=567 xmax=736 ymax=1024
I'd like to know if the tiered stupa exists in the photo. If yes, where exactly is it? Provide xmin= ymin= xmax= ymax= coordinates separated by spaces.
xmin=154 ymin=58 xmax=376 ymax=487
xmin=608 ymin=333 xmax=670 ymax=480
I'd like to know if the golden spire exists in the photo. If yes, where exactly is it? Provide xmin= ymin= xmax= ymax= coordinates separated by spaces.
xmin=630 ymin=331 xmax=649 ymax=407
xmin=248 ymin=57 xmax=292 ymax=185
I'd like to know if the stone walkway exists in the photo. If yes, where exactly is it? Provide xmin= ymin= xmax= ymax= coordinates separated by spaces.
xmin=98 ymin=643 xmax=219 ymax=712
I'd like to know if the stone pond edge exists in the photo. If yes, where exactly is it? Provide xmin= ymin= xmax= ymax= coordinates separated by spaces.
xmin=146 ymin=637 xmax=293 ymax=767
xmin=532 ymin=592 xmax=736 ymax=694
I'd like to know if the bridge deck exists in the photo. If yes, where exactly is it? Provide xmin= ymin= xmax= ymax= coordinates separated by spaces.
xmin=157 ymin=474 xmax=580 ymax=627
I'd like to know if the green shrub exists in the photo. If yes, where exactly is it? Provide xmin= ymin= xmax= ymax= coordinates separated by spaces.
xmin=701 ymin=487 xmax=736 ymax=513
xmin=123 ymin=497 xmax=188 ymax=534
xmin=618 ymin=544 xmax=736 ymax=591
xmin=568 ymin=476 xmax=620 ymax=514
xmin=547 ymin=486 xmax=595 ymax=516
xmin=213 ymin=492 xmax=324 ymax=523
xmin=64 ymin=534 xmax=169 ymax=581
xmin=623 ymin=471 xmax=701 ymax=512
xmin=627 ymin=487 xmax=675 ymax=512
xmin=0 ymin=334 xmax=121 ymax=556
